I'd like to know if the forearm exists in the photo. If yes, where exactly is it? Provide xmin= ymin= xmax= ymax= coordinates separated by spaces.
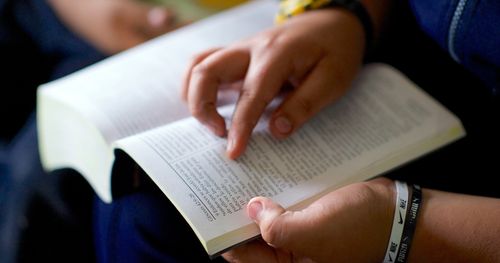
xmin=409 ymin=189 xmax=500 ymax=262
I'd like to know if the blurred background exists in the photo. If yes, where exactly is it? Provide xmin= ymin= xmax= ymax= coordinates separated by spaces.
xmin=0 ymin=1 xmax=244 ymax=262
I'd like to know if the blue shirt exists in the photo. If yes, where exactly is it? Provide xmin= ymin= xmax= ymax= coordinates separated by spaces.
xmin=409 ymin=0 xmax=500 ymax=94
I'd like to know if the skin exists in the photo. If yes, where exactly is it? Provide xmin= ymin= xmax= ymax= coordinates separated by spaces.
xmin=48 ymin=1 xmax=500 ymax=261
xmin=182 ymin=8 xmax=365 ymax=159
xmin=183 ymin=1 xmax=500 ymax=262
xmin=224 ymin=178 xmax=396 ymax=263
xmin=222 ymin=178 xmax=500 ymax=263
xmin=47 ymin=0 xmax=180 ymax=54
xmin=182 ymin=0 xmax=392 ymax=160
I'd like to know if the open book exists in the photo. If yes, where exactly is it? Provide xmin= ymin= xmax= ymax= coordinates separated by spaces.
xmin=37 ymin=0 xmax=465 ymax=257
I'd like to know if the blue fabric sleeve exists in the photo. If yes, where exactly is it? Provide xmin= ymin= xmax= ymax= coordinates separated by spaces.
xmin=0 ymin=0 xmax=105 ymax=139
xmin=14 ymin=0 xmax=104 ymax=77
xmin=409 ymin=0 xmax=499 ymax=94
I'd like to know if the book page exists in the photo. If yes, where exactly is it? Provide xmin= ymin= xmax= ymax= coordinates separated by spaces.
xmin=39 ymin=0 xmax=276 ymax=144
xmin=113 ymin=64 xmax=465 ymax=255
xmin=37 ymin=0 xmax=277 ymax=202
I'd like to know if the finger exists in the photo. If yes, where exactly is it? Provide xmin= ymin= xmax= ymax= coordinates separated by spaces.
xmin=147 ymin=6 xmax=175 ymax=29
xmin=247 ymin=197 xmax=298 ymax=249
xmin=246 ymin=197 xmax=317 ymax=255
xmin=181 ymin=48 xmax=221 ymax=101
xmin=119 ymin=1 xmax=176 ymax=38
xmin=219 ymin=80 xmax=244 ymax=91
xmin=188 ymin=48 xmax=250 ymax=137
xmin=222 ymin=239 xmax=288 ymax=263
xmin=226 ymin=51 xmax=291 ymax=159
xmin=269 ymin=57 xmax=350 ymax=139
xmin=148 ymin=6 xmax=195 ymax=33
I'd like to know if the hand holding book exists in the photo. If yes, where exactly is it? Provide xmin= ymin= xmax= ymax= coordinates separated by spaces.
xmin=224 ymin=178 xmax=395 ymax=262
xmin=37 ymin=0 xmax=465 ymax=257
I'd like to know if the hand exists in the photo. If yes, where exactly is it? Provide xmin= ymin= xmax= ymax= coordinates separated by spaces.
xmin=222 ymin=178 xmax=395 ymax=263
xmin=48 ymin=0 xmax=180 ymax=54
xmin=182 ymin=8 xmax=366 ymax=159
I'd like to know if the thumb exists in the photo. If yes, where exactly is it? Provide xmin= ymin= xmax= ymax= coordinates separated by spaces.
xmin=247 ymin=197 xmax=305 ymax=250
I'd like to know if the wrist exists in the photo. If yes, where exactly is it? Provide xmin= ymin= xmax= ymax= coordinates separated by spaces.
xmin=365 ymin=178 xmax=398 ymax=262
xmin=378 ymin=180 xmax=423 ymax=263
xmin=276 ymin=0 xmax=374 ymax=54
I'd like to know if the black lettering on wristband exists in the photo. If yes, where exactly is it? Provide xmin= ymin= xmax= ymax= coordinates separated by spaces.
xmin=396 ymin=184 xmax=422 ymax=263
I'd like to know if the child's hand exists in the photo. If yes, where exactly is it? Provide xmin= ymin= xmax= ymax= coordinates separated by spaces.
xmin=48 ymin=0 xmax=180 ymax=54
xmin=182 ymin=8 xmax=366 ymax=159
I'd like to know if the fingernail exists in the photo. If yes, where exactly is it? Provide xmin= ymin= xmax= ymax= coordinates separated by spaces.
xmin=274 ymin=116 xmax=292 ymax=135
xmin=148 ymin=8 xmax=168 ymax=27
xmin=247 ymin=201 xmax=263 ymax=222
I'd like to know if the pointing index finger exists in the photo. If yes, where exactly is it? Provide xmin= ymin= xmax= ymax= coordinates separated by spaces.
xmin=226 ymin=51 xmax=291 ymax=159
xmin=187 ymin=48 xmax=251 ymax=137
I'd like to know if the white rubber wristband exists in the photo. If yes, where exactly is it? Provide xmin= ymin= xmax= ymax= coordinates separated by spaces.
xmin=383 ymin=181 xmax=409 ymax=263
